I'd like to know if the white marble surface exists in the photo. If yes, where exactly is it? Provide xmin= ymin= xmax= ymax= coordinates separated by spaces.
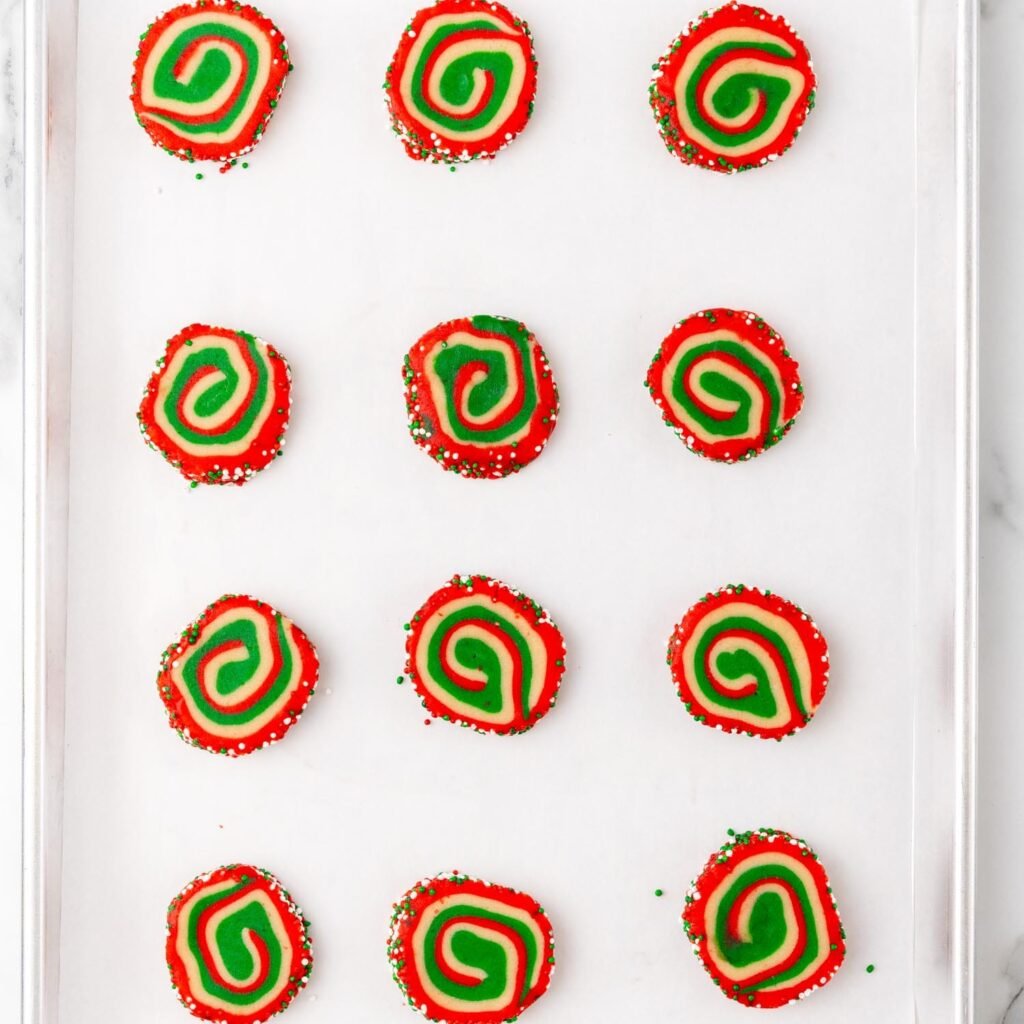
xmin=977 ymin=1 xmax=1024 ymax=1021
xmin=1 ymin=0 xmax=22 ymax=1013
xmin=0 ymin=0 xmax=1017 ymax=1019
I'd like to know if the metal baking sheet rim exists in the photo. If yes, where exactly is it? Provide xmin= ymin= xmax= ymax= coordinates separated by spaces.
xmin=18 ymin=1 xmax=980 ymax=1021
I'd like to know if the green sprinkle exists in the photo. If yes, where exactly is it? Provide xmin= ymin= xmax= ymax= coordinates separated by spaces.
xmin=654 ymin=889 xmax=664 ymax=898
xmin=866 ymin=964 xmax=875 ymax=974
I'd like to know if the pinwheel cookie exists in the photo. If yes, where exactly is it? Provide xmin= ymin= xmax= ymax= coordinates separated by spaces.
xmin=166 ymin=864 xmax=313 ymax=1022
xmin=157 ymin=595 xmax=319 ymax=756
xmin=404 ymin=315 xmax=559 ymax=479
xmin=384 ymin=0 xmax=538 ymax=165
xmin=138 ymin=323 xmax=292 ymax=486
xmin=667 ymin=584 xmax=829 ymax=740
xmin=402 ymin=575 xmax=566 ymax=734
xmin=645 ymin=308 xmax=803 ymax=463
xmin=683 ymin=829 xmax=845 ymax=1008
xmin=650 ymin=4 xmax=816 ymax=174
xmin=388 ymin=871 xmax=555 ymax=1022
xmin=131 ymin=2 xmax=292 ymax=171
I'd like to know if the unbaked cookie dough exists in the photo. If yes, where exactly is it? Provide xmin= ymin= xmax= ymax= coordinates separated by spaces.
xmin=138 ymin=324 xmax=292 ymax=486
xmin=384 ymin=0 xmax=538 ymax=165
xmin=157 ymin=594 xmax=319 ymax=756
xmin=645 ymin=308 xmax=803 ymax=463
xmin=131 ymin=2 xmax=292 ymax=171
xmin=166 ymin=864 xmax=312 ymax=1022
xmin=649 ymin=4 xmax=816 ymax=174
xmin=402 ymin=574 xmax=566 ymax=734
xmin=667 ymin=584 xmax=829 ymax=740
xmin=404 ymin=315 xmax=558 ymax=478
xmin=682 ymin=828 xmax=845 ymax=1008
xmin=388 ymin=871 xmax=555 ymax=1023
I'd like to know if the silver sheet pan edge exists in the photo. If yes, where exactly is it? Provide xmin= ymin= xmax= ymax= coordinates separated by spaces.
xmin=909 ymin=0 xmax=977 ymax=1019
xmin=953 ymin=0 xmax=979 ymax=1017
xmin=23 ymin=1 xmax=76 ymax=1022
xmin=21 ymin=1 xmax=980 ymax=1020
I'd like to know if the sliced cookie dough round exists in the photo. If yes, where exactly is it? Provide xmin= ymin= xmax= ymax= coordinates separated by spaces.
xmin=645 ymin=308 xmax=803 ymax=463
xmin=649 ymin=4 xmax=816 ymax=174
xmin=131 ymin=2 xmax=292 ymax=172
xmin=157 ymin=594 xmax=319 ymax=756
xmin=667 ymin=584 xmax=829 ymax=740
xmin=404 ymin=315 xmax=559 ymax=478
xmin=388 ymin=871 xmax=555 ymax=1023
xmin=384 ymin=0 xmax=538 ymax=165
xmin=138 ymin=323 xmax=292 ymax=486
xmin=166 ymin=863 xmax=313 ymax=1023
xmin=682 ymin=828 xmax=845 ymax=1008
xmin=402 ymin=575 xmax=566 ymax=734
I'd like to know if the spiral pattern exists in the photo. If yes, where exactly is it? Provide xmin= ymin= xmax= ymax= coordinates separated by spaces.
xmin=158 ymin=595 xmax=319 ymax=756
xmin=131 ymin=2 xmax=291 ymax=169
xmin=403 ymin=575 xmax=565 ymax=734
xmin=388 ymin=873 xmax=555 ymax=1023
xmin=650 ymin=4 xmax=816 ymax=173
xmin=385 ymin=0 xmax=538 ymax=164
xmin=682 ymin=829 xmax=845 ymax=1008
xmin=404 ymin=316 xmax=559 ymax=479
xmin=138 ymin=324 xmax=292 ymax=486
xmin=645 ymin=309 xmax=803 ymax=463
xmin=667 ymin=585 xmax=829 ymax=741
xmin=167 ymin=864 xmax=313 ymax=1023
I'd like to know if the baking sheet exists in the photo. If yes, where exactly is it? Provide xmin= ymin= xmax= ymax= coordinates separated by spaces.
xmin=44 ymin=0 xmax=965 ymax=1019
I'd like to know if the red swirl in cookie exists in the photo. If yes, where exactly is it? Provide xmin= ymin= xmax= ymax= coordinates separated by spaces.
xmin=138 ymin=324 xmax=292 ymax=486
xmin=384 ymin=0 xmax=538 ymax=164
xmin=667 ymin=585 xmax=829 ymax=740
xmin=645 ymin=308 xmax=803 ymax=463
xmin=158 ymin=595 xmax=319 ymax=756
xmin=166 ymin=864 xmax=313 ymax=1023
xmin=404 ymin=315 xmax=559 ymax=479
xmin=682 ymin=829 xmax=845 ymax=1008
xmin=403 ymin=575 xmax=566 ymax=734
xmin=131 ymin=2 xmax=292 ymax=170
xmin=388 ymin=872 xmax=555 ymax=1022
xmin=650 ymin=4 xmax=816 ymax=174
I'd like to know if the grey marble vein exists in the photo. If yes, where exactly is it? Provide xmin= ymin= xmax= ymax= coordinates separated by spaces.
xmin=984 ymin=446 xmax=1024 ymax=537
xmin=998 ymin=941 xmax=1024 ymax=1023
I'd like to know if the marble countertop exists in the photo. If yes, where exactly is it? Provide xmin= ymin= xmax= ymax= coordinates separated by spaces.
xmin=1 ymin=0 xmax=22 ymax=1013
xmin=976 ymin=1 xmax=1023 ymax=1020
xmin=0 ymin=0 xmax=1016 ymax=1019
